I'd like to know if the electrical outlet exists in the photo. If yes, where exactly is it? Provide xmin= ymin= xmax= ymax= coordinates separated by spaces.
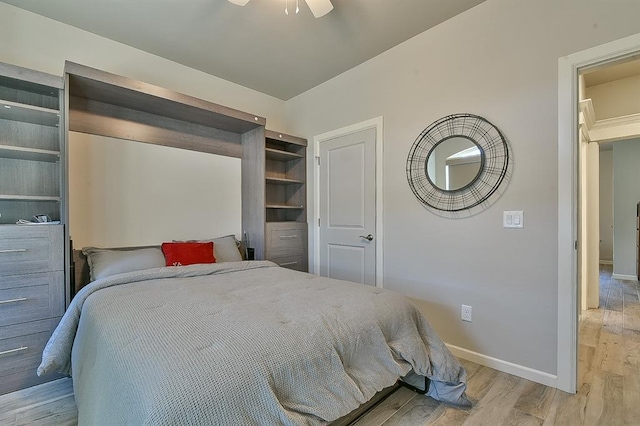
xmin=461 ymin=304 xmax=472 ymax=322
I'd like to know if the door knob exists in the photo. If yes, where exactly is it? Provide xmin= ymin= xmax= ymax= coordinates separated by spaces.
xmin=359 ymin=234 xmax=374 ymax=241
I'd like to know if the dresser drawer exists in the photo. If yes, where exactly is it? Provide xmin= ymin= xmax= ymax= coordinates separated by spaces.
xmin=268 ymin=251 xmax=307 ymax=272
xmin=0 ymin=318 xmax=62 ymax=395
xmin=0 ymin=272 xmax=64 ymax=327
xmin=266 ymin=222 xmax=307 ymax=251
xmin=0 ymin=225 xmax=64 ymax=276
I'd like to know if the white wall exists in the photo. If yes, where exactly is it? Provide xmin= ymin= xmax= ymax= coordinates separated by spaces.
xmin=613 ymin=138 xmax=640 ymax=278
xmin=0 ymin=3 xmax=287 ymax=247
xmin=286 ymin=0 xmax=640 ymax=375
xmin=599 ymin=149 xmax=614 ymax=262
xmin=69 ymin=135 xmax=241 ymax=248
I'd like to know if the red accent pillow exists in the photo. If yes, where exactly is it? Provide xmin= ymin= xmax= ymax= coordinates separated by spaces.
xmin=161 ymin=242 xmax=216 ymax=266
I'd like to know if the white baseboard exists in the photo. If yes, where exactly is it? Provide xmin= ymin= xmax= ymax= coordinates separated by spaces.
xmin=599 ymin=260 xmax=613 ymax=265
xmin=446 ymin=344 xmax=558 ymax=388
xmin=612 ymin=273 xmax=637 ymax=281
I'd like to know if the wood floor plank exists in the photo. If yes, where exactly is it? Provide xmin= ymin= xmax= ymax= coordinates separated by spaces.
xmin=623 ymin=303 xmax=640 ymax=332
xmin=583 ymin=370 xmax=623 ymax=426
xmin=14 ymin=394 xmax=77 ymax=426
xmin=592 ymin=331 xmax=624 ymax=375
xmin=0 ymin=411 xmax=16 ymax=426
xmin=463 ymin=365 xmax=499 ymax=403
xmin=354 ymin=387 xmax=416 ymax=426
xmin=424 ymin=405 xmax=469 ymax=425
xmin=461 ymin=372 xmax=527 ymax=426
xmin=579 ymin=309 xmax=604 ymax=347
xmin=602 ymin=309 xmax=623 ymax=335
xmin=624 ymin=328 xmax=640 ymax=366
xmin=0 ymin=378 xmax=73 ymax=420
xmin=606 ymin=279 xmax=624 ymax=312
xmin=577 ymin=344 xmax=596 ymax=390
xmin=513 ymin=381 xmax=556 ymax=419
xmin=623 ymin=361 xmax=640 ymax=425
xmin=503 ymin=408 xmax=543 ymax=426
xmin=621 ymin=281 xmax=638 ymax=298
xmin=541 ymin=390 xmax=587 ymax=426
xmin=381 ymin=394 xmax=440 ymax=426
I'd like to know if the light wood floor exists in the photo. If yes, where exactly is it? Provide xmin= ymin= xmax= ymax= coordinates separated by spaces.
xmin=1 ymin=264 xmax=637 ymax=425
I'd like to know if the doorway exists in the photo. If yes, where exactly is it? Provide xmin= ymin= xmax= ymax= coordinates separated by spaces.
xmin=576 ymin=58 xmax=640 ymax=395
xmin=313 ymin=117 xmax=384 ymax=287
xmin=558 ymin=32 xmax=640 ymax=393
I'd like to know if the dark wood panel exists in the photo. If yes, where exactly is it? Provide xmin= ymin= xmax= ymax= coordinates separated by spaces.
xmin=0 ymin=318 xmax=63 ymax=396
xmin=69 ymin=97 xmax=243 ymax=158
xmin=0 ymin=158 xmax=60 ymax=197
xmin=0 ymin=117 xmax=60 ymax=151
xmin=0 ymin=272 xmax=64 ymax=327
xmin=0 ymin=200 xmax=61 ymax=225
xmin=0 ymin=63 xmax=63 ymax=91
xmin=65 ymin=62 xmax=265 ymax=134
xmin=241 ymin=127 xmax=266 ymax=259
xmin=265 ymin=129 xmax=307 ymax=147
xmin=0 ymin=225 xmax=64 ymax=275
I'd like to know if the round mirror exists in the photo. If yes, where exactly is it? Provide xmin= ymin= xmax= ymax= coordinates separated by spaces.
xmin=406 ymin=114 xmax=509 ymax=212
xmin=426 ymin=137 xmax=483 ymax=191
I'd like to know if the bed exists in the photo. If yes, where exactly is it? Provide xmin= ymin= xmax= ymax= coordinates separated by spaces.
xmin=38 ymin=245 xmax=469 ymax=425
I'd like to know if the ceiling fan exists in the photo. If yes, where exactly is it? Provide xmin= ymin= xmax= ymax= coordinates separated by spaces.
xmin=228 ymin=0 xmax=334 ymax=18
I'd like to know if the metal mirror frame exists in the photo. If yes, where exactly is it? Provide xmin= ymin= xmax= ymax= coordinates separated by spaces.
xmin=406 ymin=113 xmax=509 ymax=212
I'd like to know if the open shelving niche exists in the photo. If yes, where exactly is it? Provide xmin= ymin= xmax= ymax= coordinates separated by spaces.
xmin=265 ymin=130 xmax=307 ymax=223
xmin=0 ymin=65 xmax=64 ymax=226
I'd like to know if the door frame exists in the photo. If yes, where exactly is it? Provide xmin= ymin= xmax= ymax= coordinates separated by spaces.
xmin=313 ymin=117 xmax=384 ymax=287
xmin=557 ymin=32 xmax=640 ymax=393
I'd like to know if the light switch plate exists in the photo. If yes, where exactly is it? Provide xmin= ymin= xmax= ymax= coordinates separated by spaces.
xmin=503 ymin=211 xmax=524 ymax=228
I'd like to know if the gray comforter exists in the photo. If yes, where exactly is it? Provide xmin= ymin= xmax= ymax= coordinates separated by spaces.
xmin=39 ymin=261 xmax=468 ymax=425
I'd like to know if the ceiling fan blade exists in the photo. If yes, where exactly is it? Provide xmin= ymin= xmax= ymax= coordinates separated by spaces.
xmin=228 ymin=0 xmax=250 ymax=6
xmin=306 ymin=0 xmax=333 ymax=18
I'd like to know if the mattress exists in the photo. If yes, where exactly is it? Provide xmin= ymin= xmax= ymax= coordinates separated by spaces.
xmin=39 ymin=261 xmax=468 ymax=425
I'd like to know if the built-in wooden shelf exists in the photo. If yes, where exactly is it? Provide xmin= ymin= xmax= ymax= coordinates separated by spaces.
xmin=266 ymin=204 xmax=305 ymax=209
xmin=265 ymin=177 xmax=304 ymax=185
xmin=265 ymin=148 xmax=304 ymax=161
xmin=0 ymin=145 xmax=60 ymax=162
xmin=0 ymin=195 xmax=60 ymax=201
xmin=0 ymin=100 xmax=59 ymax=127
xmin=66 ymin=61 xmax=265 ymax=148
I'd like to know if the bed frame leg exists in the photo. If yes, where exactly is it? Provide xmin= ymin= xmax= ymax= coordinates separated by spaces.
xmin=399 ymin=376 xmax=430 ymax=395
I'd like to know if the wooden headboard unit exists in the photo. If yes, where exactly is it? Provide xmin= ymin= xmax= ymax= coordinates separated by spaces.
xmin=65 ymin=61 xmax=269 ymax=282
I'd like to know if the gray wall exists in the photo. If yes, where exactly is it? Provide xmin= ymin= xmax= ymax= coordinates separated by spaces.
xmin=613 ymin=139 xmax=640 ymax=277
xmin=287 ymin=0 xmax=640 ymax=374
xmin=599 ymin=149 xmax=614 ymax=262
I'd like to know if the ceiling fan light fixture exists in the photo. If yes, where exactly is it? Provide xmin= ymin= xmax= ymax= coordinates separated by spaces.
xmin=306 ymin=0 xmax=333 ymax=18
xmin=228 ymin=0 xmax=333 ymax=18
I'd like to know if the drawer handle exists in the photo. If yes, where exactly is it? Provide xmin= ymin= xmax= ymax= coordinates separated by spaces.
xmin=0 ymin=249 xmax=27 ymax=254
xmin=0 ymin=297 xmax=27 ymax=305
xmin=279 ymin=235 xmax=298 ymax=239
xmin=0 ymin=346 xmax=28 ymax=356
xmin=279 ymin=261 xmax=298 ymax=266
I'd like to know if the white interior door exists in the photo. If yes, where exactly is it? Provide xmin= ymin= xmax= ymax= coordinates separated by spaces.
xmin=319 ymin=127 xmax=376 ymax=285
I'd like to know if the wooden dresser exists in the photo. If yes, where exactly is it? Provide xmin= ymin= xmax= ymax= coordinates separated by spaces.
xmin=0 ymin=225 xmax=65 ymax=395
xmin=265 ymin=222 xmax=308 ymax=272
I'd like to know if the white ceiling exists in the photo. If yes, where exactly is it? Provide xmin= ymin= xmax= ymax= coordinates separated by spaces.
xmin=2 ymin=0 xmax=485 ymax=100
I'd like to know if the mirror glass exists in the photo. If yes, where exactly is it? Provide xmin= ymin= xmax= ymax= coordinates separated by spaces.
xmin=426 ymin=137 xmax=482 ymax=191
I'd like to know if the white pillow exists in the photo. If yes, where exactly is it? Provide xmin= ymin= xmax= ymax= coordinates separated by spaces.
xmin=82 ymin=247 xmax=166 ymax=281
